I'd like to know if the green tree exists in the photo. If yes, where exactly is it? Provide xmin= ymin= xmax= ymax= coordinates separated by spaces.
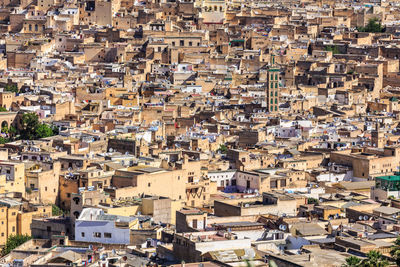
xmin=391 ymin=236 xmax=400 ymax=266
xmin=218 ymin=144 xmax=228 ymax=154
xmin=342 ymin=256 xmax=361 ymax=267
xmin=35 ymin=123 xmax=53 ymax=139
xmin=52 ymin=126 xmax=59 ymax=135
xmin=0 ymin=107 xmax=7 ymax=112
xmin=357 ymin=18 xmax=384 ymax=33
xmin=0 ymin=137 xmax=9 ymax=144
xmin=20 ymin=113 xmax=39 ymax=140
xmin=326 ymin=45 xmax=340 ymax=55
xmin=52 ymin=205 xmax=63 ymax=216
xmin=2 ymin=234 xmax=32 ymax=256
xmin=19 ymin=113 xmax=55 ymax=140
xmin=1 ymin=126 xmax=8 ymax=134
xmin=9 ymin=126 xmax=16 ymax=139
xmin=3 ymin=84 xmax=18 ymax=93
xmin=307 ymin=197 xmax=319 ymax=204
xmin=360 ymin=250 xmax=389 ymax=267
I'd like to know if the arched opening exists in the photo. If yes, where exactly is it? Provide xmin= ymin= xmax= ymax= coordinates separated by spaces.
xmin=73 ymin=197 xmax=80 ymax=205
xmin=1 ymin=121 xmax=8 ymax=133
xmin=73 ymin=211 xmax=80 ymax=219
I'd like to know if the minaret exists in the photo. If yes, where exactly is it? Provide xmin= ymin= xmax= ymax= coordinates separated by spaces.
xmin=266 ymin=54 xmax=280 ymax=113
xmin=371 ymin=121 xmax=384 ymax=148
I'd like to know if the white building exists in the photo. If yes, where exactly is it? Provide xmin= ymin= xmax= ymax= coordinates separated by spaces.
xmin=207 ymin=169 xmax=237 ymax=190
xmin=75 ymin=208 xmax=138 ymax=244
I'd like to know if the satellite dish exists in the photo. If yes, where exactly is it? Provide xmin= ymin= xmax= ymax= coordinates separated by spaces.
xmin=364 ymin=216 xmax=369 ymax=220
xmin=359 ymin=215 xmax=363 ymax=220
xmin=109 ymin=148 xmax=113 ymax=153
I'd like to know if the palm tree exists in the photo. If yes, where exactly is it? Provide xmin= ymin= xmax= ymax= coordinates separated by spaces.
xmin=360 ymin=250 xmax=389 ymax=267
xmin=391 ymin=236 xmax=400 ymax=266
xmin=342 ymin=256 xmax=361 ymax=267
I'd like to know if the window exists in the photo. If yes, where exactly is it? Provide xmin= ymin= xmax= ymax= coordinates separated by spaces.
xmin=47 ymin=226 xmax=51 ymax=232
xmin=93 ymin=232 xmax=101 ymax=238
xmin=81 ymin=232 xmax=85 ymax=237
xmin=67 ymin=193 xmax=71 ymax=198
xmin=180 ymin=40 xmax=184 ymax=46
xmin=104 ymin=233 xmax=112 ymax=238
xmin=12 ymin=226 xmax=15 ymax=232
xmin=148 ymin=183 xmax=151 ymax=187
xmin=45 ymin=186 xmax=47 ymax=191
